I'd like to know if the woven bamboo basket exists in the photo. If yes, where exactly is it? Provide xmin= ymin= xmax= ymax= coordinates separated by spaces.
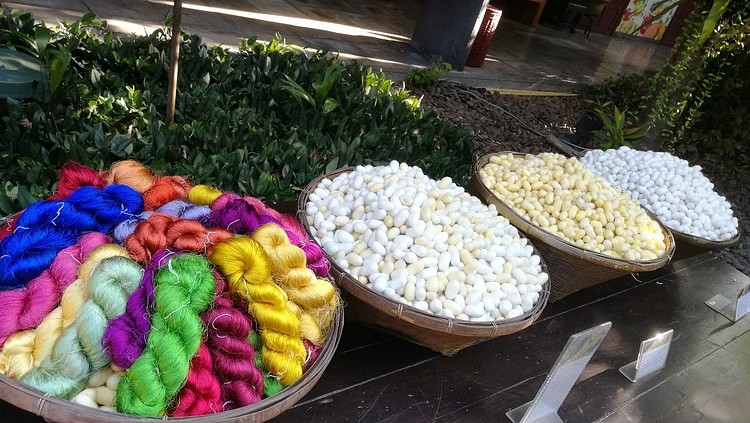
xmin=471 ymin=152 xmax=675 ymax=302
xmin=669 ymin=228 xmax=740 ymax=261
xmin=0 ymin=306 xmax=343 ymax=423
xmin=573 ymin=150 xmax=740 ymax=262
xmin=0 ymin=209 xmax=345 ymax=423
xmin=298 ymin=167 xmax=550 ymax=356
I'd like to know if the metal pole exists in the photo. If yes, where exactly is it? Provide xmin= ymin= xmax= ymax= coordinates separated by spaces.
xmin=166 ymin=0 xmax=182 ymax=125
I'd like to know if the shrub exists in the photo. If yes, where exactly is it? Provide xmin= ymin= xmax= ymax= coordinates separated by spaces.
xmin=0 ymin=9 xmax=474 ymax=214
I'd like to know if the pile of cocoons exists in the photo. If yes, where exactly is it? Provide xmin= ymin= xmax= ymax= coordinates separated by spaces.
xmin=305 ymin=161 xmax=549 ymax=322
xmin=581 ymin=147 xmax=739 ymax=241
xmin=479 ymin=152 xmax=668 ymax=261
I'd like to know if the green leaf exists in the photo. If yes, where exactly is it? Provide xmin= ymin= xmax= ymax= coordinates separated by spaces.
xmin=34 ymin=26 xmax=51 ymax=57
xmin=16 ymin=186 xmax=38 ymax=209
xmin=699 ymin=0 xmax=731 ymax=44
xmin=322 ymin=98 xmax=339 ymax=114
xmin=325 ymin=157 xmax=339 ymax=173
xmin=49 ymin=53 xmax=71 ymax=95
xmin=0 ymin=190 xmax=15 ymax=216
xmin=110 ymin=134 xmax=134 ymax=157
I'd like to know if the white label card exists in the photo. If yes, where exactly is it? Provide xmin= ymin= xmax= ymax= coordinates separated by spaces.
xmin=634 ymin=329 xmax=673 ymax=381
xmin=507 ymin=322 xmax=612 ymax=423
xmin=735 ymin=285 xmax=750 ymax=322
xmin=705 ymin=284 xmax=750 ymax=323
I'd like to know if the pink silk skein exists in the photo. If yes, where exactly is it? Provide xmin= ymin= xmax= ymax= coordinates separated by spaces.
xmin=0 ymin=232 xmax=110 ymax=347
xmin=168 ymin=344 xmax=223 ymax=417
xmin=202 ymin=274 xmax=265 ymax=409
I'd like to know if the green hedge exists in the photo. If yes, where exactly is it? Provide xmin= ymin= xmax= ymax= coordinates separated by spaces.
xmin=0 ymin=10 xmax=474 ymax=214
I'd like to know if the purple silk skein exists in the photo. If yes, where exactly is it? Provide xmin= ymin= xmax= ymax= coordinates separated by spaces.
xmin=102 ymin=249 xmax=179 ymax=369
xmin=210 ymin=195 xmax=329 ymax=277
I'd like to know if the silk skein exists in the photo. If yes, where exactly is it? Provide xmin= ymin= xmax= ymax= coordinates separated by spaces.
xmin=0 ymin=184 xmax=143 ymax=289
xmin=124 ymin=214 xmax=232 ymax=263
xmin=201 ymin=273 xmax=265 ymax=409
xmin=247 ymin=331 xmax=284 ymax=397
xmin=102 ymin=249 xmax=177 ymax=369
xmin=168 ymin=344 xmax=222 ymax=416
xmin=0 ymin=232 xmax=110 ymax=347
xmin=102 ymin=160 xmax=156 ymax=193
xmin=188 ymin=185 xmax=222 ymax=206
xmin=169 ymin=271 xmax=227 ymax=416
xmin=209 ymin=236 xmax=306 ymax=386
xmin=210 ymin=196 xmax=329 ymax=278
xmin=20 ymin=256 xmax=143 ymax=399
xmin=252 ymin=223 xmax=338 ymax=342
xmin=115 ymin=254 xmax=216 ymax=416
xmin=142 ymin=176 xmax=193 ymax=211
xmin=47 ymin=161 xmax=106 ymax=201
xmin=0 ymin=245 xmax=130 ymax=380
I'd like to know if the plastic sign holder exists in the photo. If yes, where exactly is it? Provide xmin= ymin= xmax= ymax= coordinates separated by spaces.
xmin=705 ymin=284 xmax=750 ymax=323
xmin=506 ymin=322 xmax=612 ymax=423
xmin=619 ymin=329 xmax=674 ymax=383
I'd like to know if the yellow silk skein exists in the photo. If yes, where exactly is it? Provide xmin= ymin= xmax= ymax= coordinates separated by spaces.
xmin=188 ymin=185 xmax=222 ymax=206
xmin=251 ymin=224 xmax=338 ymax=343
xmin=209 ymin=236 xmax=306 ymax=386
xmin=0 ymin=245 xmax=129 ymax=380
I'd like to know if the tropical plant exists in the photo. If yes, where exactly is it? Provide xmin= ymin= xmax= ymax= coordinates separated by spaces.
xmin=588 ymin=101 xmax=646 ymax=149
xmin=406 ymin=58 xmax=452 ymax=88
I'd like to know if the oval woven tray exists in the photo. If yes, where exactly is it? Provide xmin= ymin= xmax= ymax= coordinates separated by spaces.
xmin=298 ymin=166 xmax=550 ymax=356
xmin=471 ymin=152 xmax=676 ymax=301
xmin=573 ymin=149 xmax=740 ymax=261
xmin=0 ymin=206 xmax=344 ymax=423
xmin=0 ymin=304 xmax=343 ymax=423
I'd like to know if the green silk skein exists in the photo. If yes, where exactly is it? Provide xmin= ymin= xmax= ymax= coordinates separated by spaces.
xmin=115 ymin=254 xmax=216 ymax=416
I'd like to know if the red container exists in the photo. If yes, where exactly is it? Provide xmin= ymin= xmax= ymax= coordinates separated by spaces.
xmin=466 ymin=5 xmax=502 ymax=67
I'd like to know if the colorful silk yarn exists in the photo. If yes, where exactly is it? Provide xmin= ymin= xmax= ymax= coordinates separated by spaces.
xmin=209 ymin=236 xmax=307 ymax=386
xmin=0 ymin=159 xmax=337 ymax=419
xmin=102 ymin=249 xmax=176 ymax=369
xmin=0 ymin=185 xmax=142 ymax=289
xmin=0 ymin=232 xmax=110 ymax=347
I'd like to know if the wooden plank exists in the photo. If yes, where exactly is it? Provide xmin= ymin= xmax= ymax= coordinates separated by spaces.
xmin=274 ymin=253 xmax=750 ymax=422
xmin=3 ymin=254 xmax=750 ymax=422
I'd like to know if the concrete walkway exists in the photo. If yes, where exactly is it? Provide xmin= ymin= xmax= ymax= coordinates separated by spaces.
xmin=4 ymin=0 xmax=672 ymax=91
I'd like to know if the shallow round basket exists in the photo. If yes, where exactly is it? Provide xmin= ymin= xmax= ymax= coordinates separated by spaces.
xmin=471 ymin=152 xmax=676 ymax=302
xmin=0 ymin=290 xmax=344 ymax=423
xmin=573 ymin=149 xmax=740 ymax=263
xmin=298 ymin=166 xmax=550 ymax=356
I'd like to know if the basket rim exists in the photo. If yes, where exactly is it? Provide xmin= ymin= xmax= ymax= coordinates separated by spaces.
xmin=472 ymin=152 xmax=676 ymax=272
xmin=0 ymin=304 xmax=344 ymax=423
xmin=297 ymin=165 xmax=551 ymax=337
xmin=670 ymin=227 xmax=741 ymax=248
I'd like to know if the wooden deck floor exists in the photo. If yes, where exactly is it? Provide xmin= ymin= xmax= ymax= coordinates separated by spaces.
xmin=3 ymin=252 xmax=749 ymax=422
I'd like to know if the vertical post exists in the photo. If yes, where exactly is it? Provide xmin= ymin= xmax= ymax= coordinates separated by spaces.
xmin=166 ymin=0 xmax=182 ymax=125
